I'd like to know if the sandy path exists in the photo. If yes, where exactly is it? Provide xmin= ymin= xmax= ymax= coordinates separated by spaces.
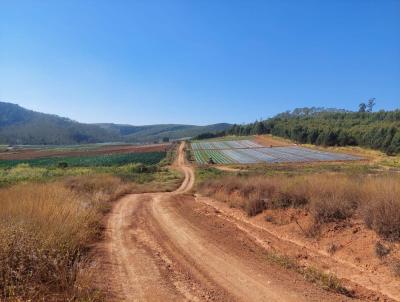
xmin=97 ymin=142 xmax=353 ymax=301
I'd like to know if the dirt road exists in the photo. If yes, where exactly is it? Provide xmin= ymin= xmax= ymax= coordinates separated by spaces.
xmin=97 ymin=142 xmax=352 ymax=301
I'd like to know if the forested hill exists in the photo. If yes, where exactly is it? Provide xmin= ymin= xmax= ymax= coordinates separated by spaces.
xmin=0 ymin=102 xmax=117 ymax=145
xmin=0 ymin=101 xmax=231 ymax=145
xmin=227 ymin=107 xmax=400 ymax=154
xmin=96 ymin=122 xmax=231 ymax=143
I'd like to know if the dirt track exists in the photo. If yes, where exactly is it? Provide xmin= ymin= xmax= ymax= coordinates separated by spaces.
xmin=96 ymin=142 xmax=356 ymax=301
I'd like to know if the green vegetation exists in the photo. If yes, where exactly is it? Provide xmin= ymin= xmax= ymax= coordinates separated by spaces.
xmin=226 ymin=107 xmax=400 ymax=154
xmin=191 ymin=135 xmax=254 ymax=142
xmin=195 ymin=167 xmax=225 ymax=183
xmin=0 ymin=163 xmax=183 ymax=188
xmin=99 ymin=122 xmax=231 ymax=143
xmin=0 ymin=151 xmax=166 ymax=168
xmin=192 ymin=131 xmax=226 ymax=140
xmin=0 ymin=102 xmax=117 ymax=145
xmin=0 ymin=101 xmax=231 ymax=144
xmin=264 ymin=252 xmax=351 ymax=296
xmin=0 ymin=142 xmax=182 ymax=300
xmin=0 ymin=144 xmax=184 ymax=188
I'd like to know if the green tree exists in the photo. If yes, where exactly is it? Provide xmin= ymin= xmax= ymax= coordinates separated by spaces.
xmin=367 ymin=98 xmax=376 ymax=113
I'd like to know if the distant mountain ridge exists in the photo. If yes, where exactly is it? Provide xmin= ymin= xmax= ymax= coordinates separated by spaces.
xmin=0 ymin=101 xmax=231 ymax=145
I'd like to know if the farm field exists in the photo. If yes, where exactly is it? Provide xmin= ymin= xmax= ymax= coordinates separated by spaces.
xmin=0 ymin=143 xmax=171 ymax=160
xmin=0 ymin=142 xmax=178 ymax=186
xmin=0 ymin=151 xmax=167 ymax=169
xmin=191 ymin=139 xmax=262 ymax=150
xmin=191 ymin=139 xmax=360 ymax=164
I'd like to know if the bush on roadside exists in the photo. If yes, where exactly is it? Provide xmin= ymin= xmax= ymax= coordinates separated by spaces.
xmin=244 ymin=199 xmax=266 ymax=216
xmin=361 ymin=178 xmax=400 ymax=241
xmin=0 ymin=175 xmax=134 ymax=301
xmin=198 ymin=173 xmax=400 ymax=240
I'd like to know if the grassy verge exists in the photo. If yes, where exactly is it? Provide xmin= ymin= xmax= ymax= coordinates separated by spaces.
xmin=218 ymin=160 xmax=377 ymax=176
xmin=0 ymin=144 xmax=182 ymax=300
xmin=0 ymin=167 xmax=183 ymax=301
xmin=301 ymin=143 xmax=400 ymax=170
xmin=264 ymin=251 xmax=351 ymax=296
xmin=0 ymin=148 xmax=183 ymax=189
xmin=0 ymin=175 xmax=133 ymax=300
xmin=195 ymin=167 xmax=226 ymax=184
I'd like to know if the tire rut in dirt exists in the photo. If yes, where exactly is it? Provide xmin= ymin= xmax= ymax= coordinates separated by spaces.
xmin=150 ymin=195 xmax=350 ymax=302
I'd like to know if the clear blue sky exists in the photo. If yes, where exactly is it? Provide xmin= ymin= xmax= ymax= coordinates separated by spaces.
xmin=0 ymin=0 xmax=399 ymax=125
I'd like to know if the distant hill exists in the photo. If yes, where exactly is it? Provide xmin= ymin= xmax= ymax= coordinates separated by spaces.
xmin=96 ymin=123 xmax=232 ymax=143
xmin=0 ymin=101 xmax=231 ymax=145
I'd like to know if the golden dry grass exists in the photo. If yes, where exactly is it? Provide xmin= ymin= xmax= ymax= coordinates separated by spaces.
xmin=0 ymin=175 xmax=135 ymax=301
xmin=254 ymin=134 xmax=293 ymax=147
xmin=199 ymin=174 xmax=400 ymax=240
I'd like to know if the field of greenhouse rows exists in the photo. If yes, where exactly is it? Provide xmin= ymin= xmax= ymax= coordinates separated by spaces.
xmin=191 ymin=139 xmax=361 ymax=164
xmin=191 ymin=140 xmax=263 ymax=150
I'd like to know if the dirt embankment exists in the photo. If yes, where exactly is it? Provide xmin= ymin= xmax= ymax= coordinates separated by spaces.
xmin=198 ymin=196 xmax=399 ymax=301
xmin=94 ymin=142 xmax=397 ymax=301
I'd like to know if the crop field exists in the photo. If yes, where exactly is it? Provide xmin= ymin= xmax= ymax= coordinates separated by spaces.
xmin=191 ymin=139 xmax=360 ymax=164
xmin=0 ymin=151 xmax=166 ymax=168
xmin=0 ymin=143 xmax=171 ymax=160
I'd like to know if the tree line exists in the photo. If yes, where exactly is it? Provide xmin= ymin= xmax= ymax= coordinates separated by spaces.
xmin=195 ymin=105 xmax=400 ymax=155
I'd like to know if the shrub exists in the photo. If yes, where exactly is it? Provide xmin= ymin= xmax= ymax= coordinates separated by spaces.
xmin=271 ymin=191 xmax=308 ymax=208
xmin=198 ymin=174 xmax=400 ymax=240
xmin=361 ymin=178 xmax=400 ymax=241
xmin=375 ymin=241 xmax=390 ymax=259
xmin=58 ymin=161 xmax=68 ymax=168
xmin=308 ymin=176 xmax=359 ymax=223
xmin=310 ymin=197 xmax=355 ymax=223
xmin=244 ymin=199 xmax=266 ymax=216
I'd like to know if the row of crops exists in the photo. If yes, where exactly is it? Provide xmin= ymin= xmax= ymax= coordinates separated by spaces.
xmin=0 ymin=152 xmax=166 ymax=168
xmin=191 ymin=140 xmax=263 ymax=150
xmin=191 ymin=140 xmax=360 ymax=165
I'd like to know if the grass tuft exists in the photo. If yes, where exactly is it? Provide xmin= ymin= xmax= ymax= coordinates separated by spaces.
xmin=0 ymin=175 xmax=134 ymax=301
xmin=265 ymin=251 xmax=352 ymax=297
xmin=198 ymin=173 xmax=400 ymax=240
xmin=375 ymin=241 xmax=391 ymax=259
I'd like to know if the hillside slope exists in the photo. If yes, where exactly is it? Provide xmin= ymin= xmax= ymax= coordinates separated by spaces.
xmin=0 ymin=102 xmax=117 ymax=145
xmin=97 ymin=123 xmax=231 ymax=142
xmin=0 ymin=102 xmax=231 ymax=145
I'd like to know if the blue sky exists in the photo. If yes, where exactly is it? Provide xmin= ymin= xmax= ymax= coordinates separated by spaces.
xmin=0 ymin=0 xmax=399 ymax=125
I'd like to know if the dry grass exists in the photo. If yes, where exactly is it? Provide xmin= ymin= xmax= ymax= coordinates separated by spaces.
xmin=375 ymin=241 xmax=390 ymax=259
xmin=198 ymin=173 xmax=400 ymax=240
xmin=244 ymin=199 xmax=266 ymax=216
xmin=264 ymin=251 xmax=352 ymax=296
xmin=391 ymin=259 xmax=400 ymax=277
xmin=307 ymin=176 xmax=360 ymax=224
xmin=254 ymin=134 xmax=292 ymax=147
xmin=0 ymin=175 xmax=135 ymax=301
xmin=360 ymin=177 xmax=400 ymax=241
